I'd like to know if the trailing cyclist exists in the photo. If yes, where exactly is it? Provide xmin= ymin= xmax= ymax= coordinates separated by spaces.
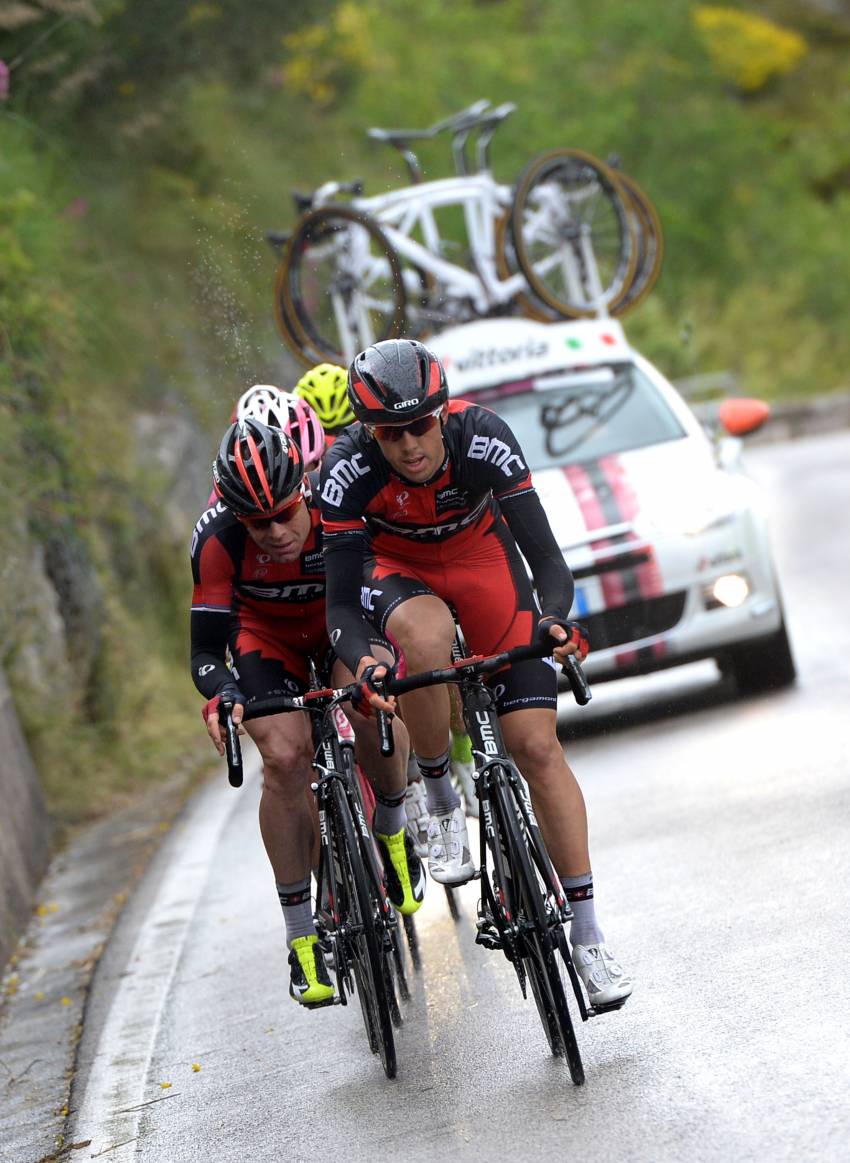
xmin=318 ymin=339 xmax=632 ymax=1008
xmin=190 ymin=412 xmax=425 ymax=1008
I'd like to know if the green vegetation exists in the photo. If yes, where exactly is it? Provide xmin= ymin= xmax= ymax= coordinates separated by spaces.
xmin=1 ymin=0 xmax=849 ymax=825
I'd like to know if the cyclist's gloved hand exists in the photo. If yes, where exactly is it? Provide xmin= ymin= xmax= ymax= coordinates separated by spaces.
xmin=537 ymin=617 xmax=590 ymax=662
xmin=351 ymin=661 xmax=397 ymax=718
xmin=201 ymin=681 xmax=245 ymax=723
xmin=202 ymin=682 xmax=245 ymax=756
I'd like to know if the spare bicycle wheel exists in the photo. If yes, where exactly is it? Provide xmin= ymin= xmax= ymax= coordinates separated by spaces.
xmin=279 ymin=205 xmax=406 ymax=366
xmin=509 ymin=149 xmax=637 ymax=318
xmin=610 ymin=171 xmax=664 ymax=315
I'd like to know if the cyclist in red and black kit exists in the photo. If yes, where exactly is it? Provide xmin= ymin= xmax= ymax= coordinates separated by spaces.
xmin=319 ymin=339 xmax=632 ymax=1007
xmin=190 ymin=417 xmax=424 ymax=1008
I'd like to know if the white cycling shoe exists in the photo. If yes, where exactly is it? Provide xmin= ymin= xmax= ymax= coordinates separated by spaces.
xmin=427 ymin=806 xmax=476 ymax=885
xmin=404 ymin=777 xmax=430 ymax=859
xmin=571 ymin=942 xmax=633 ymax=1007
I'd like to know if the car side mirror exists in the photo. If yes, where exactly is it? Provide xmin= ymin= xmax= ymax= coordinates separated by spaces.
xmin=717 ymin=397 xmax=770 ymax=437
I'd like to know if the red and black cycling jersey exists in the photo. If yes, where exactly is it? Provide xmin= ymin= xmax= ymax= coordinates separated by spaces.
xmin=189 ymin=484 xmax=327 ymax=700
xmin=318 ymin=399 xmax=574 ymax=671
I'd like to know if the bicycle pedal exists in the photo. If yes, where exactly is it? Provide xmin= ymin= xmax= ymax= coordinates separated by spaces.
xmin=299 ymin=995 xmax=338 ymax=1011
xmin=588 ymin=998 xmax=628 ymax=1017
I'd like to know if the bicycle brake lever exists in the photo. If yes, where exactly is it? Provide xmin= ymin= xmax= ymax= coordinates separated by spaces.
xmin=371 ymin=675 xmax=395 ymax=757
xmin=562 ymin=654 xmax=592 ymax=706
xmin=221 ymin=701 xmax=244 ymax=787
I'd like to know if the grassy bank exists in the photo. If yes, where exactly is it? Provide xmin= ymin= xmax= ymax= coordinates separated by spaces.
xmin=1 ymin=0 xmax=849 ymax=825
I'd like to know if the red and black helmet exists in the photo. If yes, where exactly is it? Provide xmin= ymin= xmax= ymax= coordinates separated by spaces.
xmin=212 ymin=418 xmax=303 ymax=517
xmin=347 ymin=339 xmax=448 ymax=425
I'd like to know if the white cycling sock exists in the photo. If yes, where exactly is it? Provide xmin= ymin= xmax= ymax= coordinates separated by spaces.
xmin=277 ymin=878 xmax=315 ymax=946
xmin=417 ymin=748 xmax=461 ymax=815
xmin=373 ymin=787 xmax=407 ymax=836
xmin=561 ymin=872 xmax=605 ymax=947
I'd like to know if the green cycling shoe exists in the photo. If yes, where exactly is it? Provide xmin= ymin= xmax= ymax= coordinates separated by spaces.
xmin=374 ymin=827 xmax=426 ymax=916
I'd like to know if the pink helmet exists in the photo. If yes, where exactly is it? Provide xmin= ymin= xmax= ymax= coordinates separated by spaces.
xmin=235 ymin=384 xmax=325 ymax=470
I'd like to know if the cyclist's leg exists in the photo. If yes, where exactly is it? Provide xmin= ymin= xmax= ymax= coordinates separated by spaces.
xmin=363 ymin=566 xmax=473 ymax=884
xmin=229 ymin=625 xmax=333 ymax=1004
xmin=331 ymin=649 xmax=424 ymax=915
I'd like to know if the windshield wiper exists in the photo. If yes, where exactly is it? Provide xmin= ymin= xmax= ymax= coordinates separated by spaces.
xmin=540 ymin=378 xmax=633 ymax=458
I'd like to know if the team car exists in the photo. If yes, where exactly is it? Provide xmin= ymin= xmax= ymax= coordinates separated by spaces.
xmin=428 ymin=317 xmax=795 ymax=693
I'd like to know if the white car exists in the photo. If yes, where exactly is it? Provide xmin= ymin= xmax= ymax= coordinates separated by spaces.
xmin=429 ymin=317 xmax=796 ymax=693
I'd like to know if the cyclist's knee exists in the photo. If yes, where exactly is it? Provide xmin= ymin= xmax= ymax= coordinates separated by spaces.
xmin=510 ymin=732 xmax=565 ymax=781
xmin=260 ymin=737 xmax=313 ymax=793
xmin=388 ymin=595 xmax=455 ymax=664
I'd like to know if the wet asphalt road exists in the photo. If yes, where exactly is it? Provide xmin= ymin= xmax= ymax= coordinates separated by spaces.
xmin=67 ymin=432 xmax=850 ymax=1163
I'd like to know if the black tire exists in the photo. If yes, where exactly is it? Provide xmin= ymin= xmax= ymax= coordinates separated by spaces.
xmin=610 ymin=171 xmax=664 ymax=315
xmin=444 ymin=884 xmax=461 ymax=921
xmin=491 ymin=774 xmax=585 ymax=1084
xmin=510 ymin=149 xmax=637 ymax=318
xmin=724 ymin=616 xmax=796 ymax=695
xmin=278 ymin=205 xmax=406 ymax=365
xmin=332 ymin=780 xmax=397 ymax=1078
xmin=402 ymin=913 xmax=422 ymax=971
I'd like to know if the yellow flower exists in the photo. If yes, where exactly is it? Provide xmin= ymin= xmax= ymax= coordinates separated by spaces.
xmin=694 ymin=6 xmax=807 ymax=92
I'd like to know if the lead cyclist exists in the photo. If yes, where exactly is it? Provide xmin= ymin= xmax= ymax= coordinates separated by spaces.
xmin=295 ymin=361 xmax=480 ymax=834
xmin=317 ymin=339 xmax=633 ymax=1007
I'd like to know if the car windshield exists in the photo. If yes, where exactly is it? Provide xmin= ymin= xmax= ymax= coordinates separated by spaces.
xmin=472 ymin=362 xmax=686 ymax=468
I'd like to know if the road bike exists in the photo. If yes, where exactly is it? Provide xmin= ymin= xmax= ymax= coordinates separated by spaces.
xmin=220 ymin=677 xmax=407 ymax=1079
xmin=385 ymin=634 xmax=626 ymax=1085
xmin=271 ymin=101 xmax=656 ymax=364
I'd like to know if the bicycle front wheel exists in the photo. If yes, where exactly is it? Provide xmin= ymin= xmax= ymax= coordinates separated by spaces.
xmin=279 ymin=205 xmax=406 ymax=365
xmin=491 ymin=774 xmax=585 ymax=1084
xmin=510 ymin=149 xmax=637 ymax=318
xmin=331 ymin=779 xmax=397 ymax=1079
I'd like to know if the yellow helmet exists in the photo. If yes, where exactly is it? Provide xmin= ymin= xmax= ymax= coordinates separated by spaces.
xmin=294 ymin=363 xmax=353 ymax=432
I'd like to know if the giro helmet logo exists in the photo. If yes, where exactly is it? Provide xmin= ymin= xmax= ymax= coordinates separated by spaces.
xmin=393 ymin=398 xmax=419 ymax=410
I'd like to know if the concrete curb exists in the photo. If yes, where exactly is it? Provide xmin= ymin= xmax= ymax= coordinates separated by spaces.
xmin=0 ymin=769 xmax=207 ymax=1163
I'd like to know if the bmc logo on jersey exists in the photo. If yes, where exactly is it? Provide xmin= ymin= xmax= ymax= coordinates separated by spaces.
xmin=190 ymin=500 xmax=227 ymax=556
xmin=467 ymin=435 xmax=525 ymax=477
xmin=360 ymin=586 xmax=383 ymax=612
xmin=321 ymin=454 xmax=371 ymax=507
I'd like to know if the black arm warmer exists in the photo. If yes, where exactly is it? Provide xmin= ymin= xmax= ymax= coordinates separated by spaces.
xmin=323 ymin=535 xmax=376 ymax=673
xmin=190 ymin=608 xmax=234 ymax=700
xmin=500 ymin=489 xmax=574 ymax=622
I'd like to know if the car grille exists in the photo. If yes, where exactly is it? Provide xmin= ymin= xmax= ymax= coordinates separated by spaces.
xmin=582 ymin=592 xmax=687 ymax=650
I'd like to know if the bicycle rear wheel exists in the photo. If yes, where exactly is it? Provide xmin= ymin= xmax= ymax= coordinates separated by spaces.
xmin=510 ymin=149 xmax=637 ymax=318
xmin=279 ymin=205 xmax=406 ymax=365
xmin=331 ymin=779 xmax=397 ymax=1078
xmin=491 ymin=774 xmax=585 ymax=1084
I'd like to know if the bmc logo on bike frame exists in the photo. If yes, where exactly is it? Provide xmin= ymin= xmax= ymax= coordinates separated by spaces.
xmin=475 ymin=710 xmax=499 ymax=756
xmin=321 ymin=454 xmax=371 ymax=507
xmin=467 ymin=435 xmax=525 ymax=477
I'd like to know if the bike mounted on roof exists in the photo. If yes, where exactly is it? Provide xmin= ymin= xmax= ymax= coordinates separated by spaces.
xmin=267 ymin=100 xmax=663 ymax=366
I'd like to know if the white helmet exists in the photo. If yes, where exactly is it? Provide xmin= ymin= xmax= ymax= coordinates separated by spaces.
xmin=235 ymin=384 xmax=325 ymax=470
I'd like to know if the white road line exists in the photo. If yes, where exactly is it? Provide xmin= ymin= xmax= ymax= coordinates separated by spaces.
xmin=71 ymin=759 xmax=259 ymax=1161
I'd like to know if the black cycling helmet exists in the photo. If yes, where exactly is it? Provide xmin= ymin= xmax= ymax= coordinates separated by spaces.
xmin=347 ymin=338 xmax=449 ymax=425
xmin=212 ymin=417 xmax=303 ymax=517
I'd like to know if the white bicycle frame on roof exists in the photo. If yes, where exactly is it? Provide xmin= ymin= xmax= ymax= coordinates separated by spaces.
xmin=312 ymin=170 xmax=607 ymax=323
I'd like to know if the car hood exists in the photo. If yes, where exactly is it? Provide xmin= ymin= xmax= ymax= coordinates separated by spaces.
xmin=530 ymin=436 xmax=740 ymax=547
